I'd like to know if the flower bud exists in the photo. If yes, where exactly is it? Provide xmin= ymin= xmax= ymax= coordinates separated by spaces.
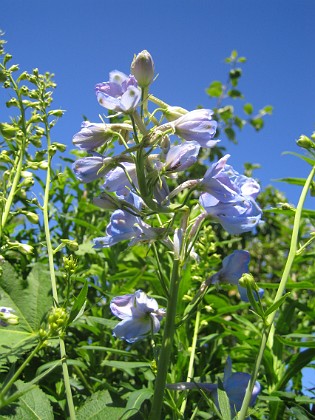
xmin=131 ymin=50 xmax=154 ymax=88
xmin=296 ymin=135 xmax=315 ymax=150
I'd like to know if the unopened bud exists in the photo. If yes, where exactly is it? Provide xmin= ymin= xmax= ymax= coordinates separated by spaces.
xmin=131 ymin=50 xmax=154 ymax=88
xmin=296 ymin=135 xmax=315 ymax=150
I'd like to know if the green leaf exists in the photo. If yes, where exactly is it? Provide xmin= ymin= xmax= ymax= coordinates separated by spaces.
xmin=243 ymin=103 xmax=253 ymax=115
xmin=276 ymin=348 xmax=315 ymax=390
xmin=0 ymin=263 xmax=52 ymax=365
xmin=282 ymin=151 xmax=315 ymax=166
xmin=276 ymin=336 xmax=315 ymax=348
xmin=0 ymin=380 xmax=53 ymax=419
xmin=124 ymin=388 xmax=153 ymax=418
xmin=217 ymin=378 xmax=231 ymax=420
xmin=206 ymin=81 xmax=223 ymax=97
xmin=227 ymin=89 xmax=243 ymax=98
xmin=68 ymin=281 xmax=88 ymax=325
xmin=76 ymin=391 xmax=126 ymax=420
xmin=264 ymin=292 xmax=291 ymax=317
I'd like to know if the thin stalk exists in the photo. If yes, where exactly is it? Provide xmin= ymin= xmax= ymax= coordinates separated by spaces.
xmin=1 ymin=75 xmax=27 ymax=230
xmin=180 ymin=309 xmax=201 ymax=416
xmin=238 ymin=165 xmax=315 ymax=420
xmin=149 ymin=258 xmax=181 ymax=419
xmin=0 ymin=341 xmax=43 ymax=405
xmin=42 ymin=118 xmax=76 ymax=420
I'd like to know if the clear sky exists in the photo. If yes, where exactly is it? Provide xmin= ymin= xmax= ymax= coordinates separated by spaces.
xmin=1 ymin=0 xmax=315 ymax=208
xmin=1 ymin=0 xmax=315 ymax=395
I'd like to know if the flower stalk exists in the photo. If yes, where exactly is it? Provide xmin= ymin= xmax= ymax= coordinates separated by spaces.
xmin=237 ymin=165 xmax=315 ymax=420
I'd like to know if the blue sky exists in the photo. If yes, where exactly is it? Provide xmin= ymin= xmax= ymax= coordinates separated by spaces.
xmin=2 ymin=0 xmax=315 ymax=207
xmin=1 ymin=0 xmax=314 ymax=395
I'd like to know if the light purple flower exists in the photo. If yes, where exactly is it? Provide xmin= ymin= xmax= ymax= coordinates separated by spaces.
xmin=95 ymin=71 xmax=141 ymax=113
xmin=200 ymin=193 xmax=262 ymax=235
xmin=165 ymin=141 xmax=200 ymax=172
xmin=167 ymin=357 xmax=261 ymax=414
xmin=93 ymin=193 xmax=158 ymax=248
xmin=171 ymin=109 xmax=219 ymax=148
xmin=72 ymin=121 xmax=113 ymax=151
xmin=103 ymin=162 xmax=138 ymax=197
xmin=201 ymin=154 xmax=260 ymax=203
xmin=0 ymin=306 xmax=19 ymax=326
xmin=110 ymin=290 xmax=166 ymax=343
xmin=211 ymin=250 xmax=264 ymax=301
xmin=72 ymin=155 xmax=111 ymax=183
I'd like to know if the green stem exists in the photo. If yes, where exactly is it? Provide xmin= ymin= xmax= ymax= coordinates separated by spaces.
xmin=149 ymin=258 xmax=181 ymax=420
xmin=42 ymin=119 xmax=76 ymax=420
xmin=0 ymin=341 xmax=43 ymax=405
xmin=180 ymin=309 xmax=201 ymax=416
xmin=237 ymin=165 xmax=315 ymax=420
xmin=1 ymin=76 xmax=27 ymax=230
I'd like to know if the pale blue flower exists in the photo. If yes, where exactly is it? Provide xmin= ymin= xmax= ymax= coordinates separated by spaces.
xmin=200 ymin=193 xmax=262 ymax=235
xmin=72 ymin=121 xmax=112 ymax=151
xmin=201 ymin=154 xmax=260 ymax=203
xmin=73 ymin=155 xmax=111 ymax=183
xmin=110 ymin=290 xmax=166 ymax=343
xmin=167 ymin=357 xmax=261 ymax=414
xmin=171 ymin=109 xmax=219 ymax=148
xmin=211 ymin=250 xmax=264 ymax=301
xmin=93 ymin=193 xmax=158 ymax=248
xmin=95 ymin=71 xmax=141 ymax=113
xmin=103 ymin=162 xmax=138 ymax=197
xmin=165 ymin=141 xmax=200 ymax=172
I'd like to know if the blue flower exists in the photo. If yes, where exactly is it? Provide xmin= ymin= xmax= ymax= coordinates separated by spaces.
xmin=103 ymin=162 xmax=138 ymax=197
xmin=211 ymin=250 xmax=264 ymax=301
xmin=73 ymin=155 xmax=111 ymax=183
xmin=110 ymin=290 xmax=166 ymax=343
xmin=171 ymin=109 xmax=219 ymax=148
xmin=72 ymin=120 xmax=132 ymax=151
xmin=72 ymin=121 xmax=113 ymax=151
xmin=93 ymin=193 xmax=159 ymax=248
xmin=95 ymin=71 xmax=141 ymax=113
xmin=200 ymin=193 xmax=262 ymax=235
xmin=199 ymin=155 xmax=262 ymax=234
xmin=165 ymin=141 xmax=200 ymax=172
xmin=167 ymin=357 xmax=261 ymax=414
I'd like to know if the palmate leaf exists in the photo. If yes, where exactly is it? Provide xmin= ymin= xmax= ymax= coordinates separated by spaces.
xmin=0 ymin=262 xmax=52 ymax=365
xmin=0 ymin=380 xmax=53 ymax=419
xmin=76 ymin=390 xmax=126 ymax=420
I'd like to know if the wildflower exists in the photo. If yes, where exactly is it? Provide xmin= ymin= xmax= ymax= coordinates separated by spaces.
xmin=110 ymin=290 xmax=166 ymax=343
xmin=171 ymin=109 xmax=219 ymax=148
xmin=131 ymin=50 xmax=154 ymax=88
xmin=103 ymin=162 xmax=138 ymax=197
xmin=73 ymin=121 xmax=132 ymax=151
xmin=200 ymin=154 xmax=260 ymax=203
xmin=73 ymin=155 xmax=112 ymax=183
xmin=200 ymin=193 xmax=262 ymax=235
xmin=93 ymin=193 xmax=159 ymax=248
xmin=0 ymin=307 xmax=19 ymax=326
xmin=199 ymin=155 xmax=262 ymax=234
xmin=211 ymin=250 xmax=264 ymax=301
xmin=164 ymin=141 xmax=200 ymax=172
xmin=95 ymin=71 xmax=141 ymax=113
xmin=167 ymin=356 xmax=261 ymax=414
